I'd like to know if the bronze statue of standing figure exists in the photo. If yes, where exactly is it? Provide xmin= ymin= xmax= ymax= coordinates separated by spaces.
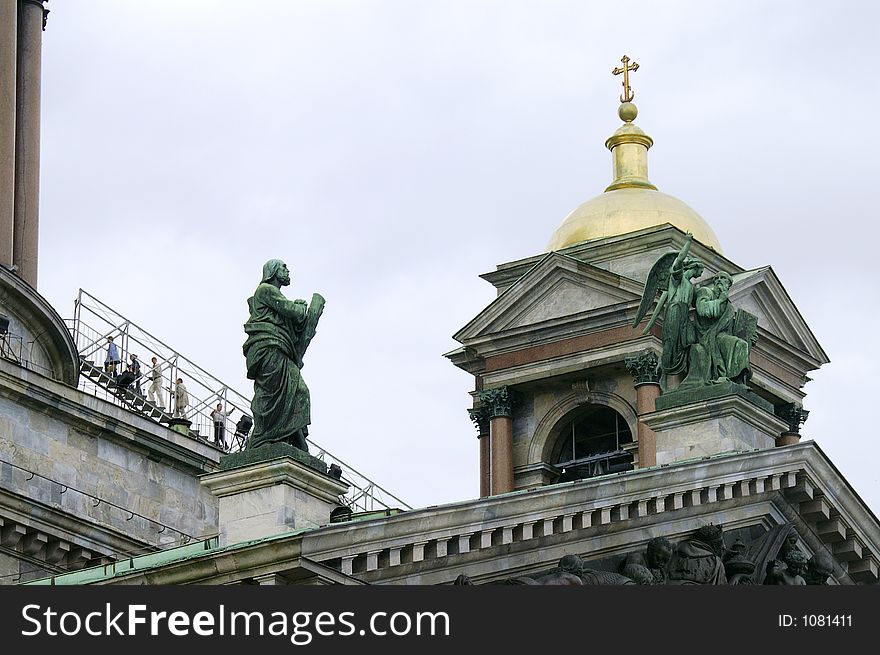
xmin=243 ymin=259 xmax=324 ymax=452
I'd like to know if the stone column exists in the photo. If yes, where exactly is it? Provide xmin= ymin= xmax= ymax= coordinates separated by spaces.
xmin=13 ymin=0 xmax=47 ymax=288
xmin=776 ymin=403 xmax=809 ymax=447
xmin=0 ymin=1 xmax=16 ymax=267
xmin=468 ymin=407 xmax=490 ymax=498
xmin=478 ymin=387 xmax=519 ymax=496
xmin=625 ymin=351 xmax=661 ymax=468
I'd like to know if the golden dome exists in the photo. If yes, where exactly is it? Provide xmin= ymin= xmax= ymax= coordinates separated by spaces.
xmin=547 ymin=188 xmax=722 ymax=252
xmin=546 ymin=101 xmax=723 ymax=253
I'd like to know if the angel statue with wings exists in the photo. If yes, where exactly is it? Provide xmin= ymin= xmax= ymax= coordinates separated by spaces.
xmin=633 ymin=233 xmax=705 ymax=380
xmin=633 ymin=234 xmax=756 ymax=390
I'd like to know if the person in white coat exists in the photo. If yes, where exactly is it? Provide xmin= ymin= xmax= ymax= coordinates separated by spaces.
xmin=173 ymin=378 xmax=189 ymax=419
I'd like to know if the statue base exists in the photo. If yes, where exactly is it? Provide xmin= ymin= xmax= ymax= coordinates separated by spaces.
xmin=219 ymin=441 xmax=327 ymax=474
xmin=202 ymin=447 xmax=349 ymax=546
xmin=656 ymin=380 xmax=773 ymax=413
xmin=643 ymin=385 xmax=788 ymax=466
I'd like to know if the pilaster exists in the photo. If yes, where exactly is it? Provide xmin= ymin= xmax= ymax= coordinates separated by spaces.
xmin=625 ymin=350 xmax=661 ymax=468
xmin=478 ymin=387 xmax=520 ymax=496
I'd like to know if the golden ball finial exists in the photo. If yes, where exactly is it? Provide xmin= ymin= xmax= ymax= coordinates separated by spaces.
xmin=618 ymin=102 xmax=638 ymax=123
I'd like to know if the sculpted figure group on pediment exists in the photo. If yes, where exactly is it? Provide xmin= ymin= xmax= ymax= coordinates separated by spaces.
xmin=452 ymin=523 xmax=834 ymax=586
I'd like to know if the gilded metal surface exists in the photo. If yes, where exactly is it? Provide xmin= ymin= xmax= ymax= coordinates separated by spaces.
xmin=605 ymin=123 xmax=655 ymax=191
xmin=545 ymin=188 xmax=723 ymax=253
xmin=618 ymin=101 xmax=638 ymax=123
xmin=545 ymin=55 xmax=723 ymax=253
xmin=612 ymin=55 xmax=639 ymax=103
xmin=605 ymin=123 xmax=653 ymax=150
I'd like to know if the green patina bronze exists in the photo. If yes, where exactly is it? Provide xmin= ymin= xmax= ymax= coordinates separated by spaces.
xmin=625 ymin=350 xmax=661 ymax=385
xmin=477 ymin=386 xmax=520 ymax=419
xmin=243 ymin=259 xmax=324 ymax=453
xmin=634 ymin=234 xmax=757 ymax=393
xmin=679 ymin=270 xmax=754 ymax=390
xmin=219 ymin=440 xmax=327 ymax=473
xmin=777 ymin=402 xmax=810 ymax=434
xmin=654 ymin=379 xmax=773 ymax=413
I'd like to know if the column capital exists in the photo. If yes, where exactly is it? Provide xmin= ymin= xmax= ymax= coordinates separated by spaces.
xmin=625 ymin=350 xmax=661 ymax=385
xmin=468 ymin=406 xmax=489 ymax=437
xmin=477 ymin=386 xmax=520 ymax=418
xmin=777 ymin=402 xmax=809 ymax=434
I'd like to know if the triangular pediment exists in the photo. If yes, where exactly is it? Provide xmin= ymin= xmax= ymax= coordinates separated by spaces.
xmin=454 ymin=253 xmax=642 ymax=342
xmin=728 ymin=267 xmax=828 ymax=364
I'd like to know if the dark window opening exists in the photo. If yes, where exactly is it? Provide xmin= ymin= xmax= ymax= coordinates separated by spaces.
xmin=552 ymin=405 xmax=634 ymax=483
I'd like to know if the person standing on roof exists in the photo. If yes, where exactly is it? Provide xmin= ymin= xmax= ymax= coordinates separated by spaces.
xmin=146 ymin=356 xmax=164 ymax=408
xmin=173 ymin=377 xmax=189 ymax=419
xmin=210 ymin=402 xmax=234 ymax=447
xmin=104 ymin=336 xmax=121 ymax=376
xmin=128 ymin=354 xmax=142 ymax=395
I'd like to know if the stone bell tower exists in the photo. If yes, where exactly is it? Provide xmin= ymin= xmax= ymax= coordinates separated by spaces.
xmin=448 ymin=56 xmax=828 ymax=498
xmin=1 ymin=0 xmax=49 ymax=289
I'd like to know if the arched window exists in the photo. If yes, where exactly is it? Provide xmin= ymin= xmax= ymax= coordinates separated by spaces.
xmin=551 ymin=404 xmax=634 ymax=483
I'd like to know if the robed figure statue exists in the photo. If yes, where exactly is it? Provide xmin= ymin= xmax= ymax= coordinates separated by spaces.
xmin=633 ymin=233 xmax=756 ymax=390
xmin=243 ymin=259 xmax=324 ymax=452
xmin=679 ymin=270 xmax=754 ymax=389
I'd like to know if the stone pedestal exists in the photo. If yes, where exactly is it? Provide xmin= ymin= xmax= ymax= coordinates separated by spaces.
xmin=643 ymin=385 xmax=788 ymax=465
xmin=202 ymin=447 xmax=349 ymax=546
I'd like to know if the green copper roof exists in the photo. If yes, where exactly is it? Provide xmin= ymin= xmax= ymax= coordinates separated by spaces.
xmin=23 ymin=528 xmax=312 ymax=586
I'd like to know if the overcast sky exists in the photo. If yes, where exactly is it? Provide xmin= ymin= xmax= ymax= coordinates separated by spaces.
xmin=37 ymin=1 xmax=880 ymax=513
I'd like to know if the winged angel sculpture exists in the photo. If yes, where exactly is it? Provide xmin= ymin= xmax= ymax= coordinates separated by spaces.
xmin=633 ymin=234 xmax=756 ymax=390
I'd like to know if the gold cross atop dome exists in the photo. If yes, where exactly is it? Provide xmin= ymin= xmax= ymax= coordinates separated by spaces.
xmin=612 ymin=55 xmax=639 ymax=103
xmin=546 ymin=55 xmax=724 ymax=253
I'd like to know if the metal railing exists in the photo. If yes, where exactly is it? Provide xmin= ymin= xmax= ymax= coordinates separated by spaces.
xmin=0 ymin=332 xmax=23 ymax=364
xmin=0 ymin=326 xmax=63 ymax=380
xmin=67 ymin=289 xmax=410 ymax=513
xmin=556 ymin=450 xmax=634 ymax=481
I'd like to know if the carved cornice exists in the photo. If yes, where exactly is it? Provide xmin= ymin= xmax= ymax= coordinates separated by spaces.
xmin=625 ymin=350 xmax=661 ymax=385
xmin=477 ymin=387 xmax=520 ymax=419
xmin=777 ymin=402 xmax=809 ymax=434
xmin=59 ymin=443 xmax=879 ymax=586
xmin=299 ymin=442 xmax=876 ymax=586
